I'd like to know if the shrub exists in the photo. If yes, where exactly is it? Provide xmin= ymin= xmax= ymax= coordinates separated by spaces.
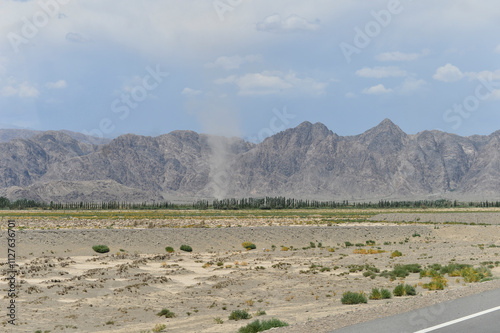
xmin=255 ymin=309 xmax=266 ymax=316
xmin=353 ymin=248 xmax=385 ymax=254
xmin=92 ymin=245 xmax=110 ymax=253
xmin=157 ymin=308 xmax=176 ymax=318
xmin=341 ymin=291 xmax=367 ymax=304
xmin=242 ymin=242 xmax=257 ymax=250
xmin=180 ymin=244 xmax=192 ymax=252
xmin=165 ymin=246 xmax=174 ymax=253
xmin=461 ymin=266 xmax=491 ymax=282
xmin=423 ymin=272 xmax=448 ymax=290
xmin=345 ymin=241 xmax=353 ymax=247
xmin=238 ymin=318 xmax=289 ymax=333
xmin=366 ymin=240 xmax=376 ymax=246
xmin=229 ymin=310 xmax=252 ymax=321
xmin=380 ymin=264 xmax=416 ymax=280
xmin=393 ymin=284 xmax=416 ymax=297
xmin=381 ymin=288 xmax=392 ymax=299
xmin=369 ymin=288 xmax=382 ymax=300
xmin=391 ymin=250 xmax=403 ymax=258
xmin=152 ymin=323 xmax=167 ymax=332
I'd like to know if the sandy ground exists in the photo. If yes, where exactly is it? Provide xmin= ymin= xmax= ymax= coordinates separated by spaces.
xmin=1 ymin=214 xmax=500 ymax=332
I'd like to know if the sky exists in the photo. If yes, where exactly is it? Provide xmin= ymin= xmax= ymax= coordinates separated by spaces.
xmin=1 ymin=0 xmax=499 ymax=142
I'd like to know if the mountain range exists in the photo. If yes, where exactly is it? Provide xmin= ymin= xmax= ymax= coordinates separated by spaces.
xmin=1 ymin=119 xmax=499 ymax=203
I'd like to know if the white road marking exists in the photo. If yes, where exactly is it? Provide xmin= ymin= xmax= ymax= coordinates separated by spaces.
xmin=413 ymin=305 xmax=500 ymax=333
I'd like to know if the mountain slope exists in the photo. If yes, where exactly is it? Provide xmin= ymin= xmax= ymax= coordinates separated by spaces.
xmin=0 ymin=120 xmax=499 ymax=202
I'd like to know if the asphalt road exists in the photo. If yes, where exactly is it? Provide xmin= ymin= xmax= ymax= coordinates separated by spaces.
xmin=330 ymin=287 xmax=500 ymax=333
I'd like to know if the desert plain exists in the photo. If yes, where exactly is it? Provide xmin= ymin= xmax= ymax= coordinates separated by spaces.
xmin=2 ymin=208 xmax=500 ymax=333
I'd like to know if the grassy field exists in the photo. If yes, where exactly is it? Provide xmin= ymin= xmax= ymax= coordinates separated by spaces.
xmin=1 ymin=207 xmax=500 ymax=221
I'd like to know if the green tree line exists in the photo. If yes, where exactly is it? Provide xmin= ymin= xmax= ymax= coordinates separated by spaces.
xmin=1 ymin=196 xmax=499 ymax=210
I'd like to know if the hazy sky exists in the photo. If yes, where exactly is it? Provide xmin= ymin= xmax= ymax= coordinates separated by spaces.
xmin=1 ymin=0 xmax=499 ymax=141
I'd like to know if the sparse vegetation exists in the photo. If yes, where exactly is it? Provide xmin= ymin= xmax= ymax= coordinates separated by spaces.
xmin=229 ymin=310 xmax=252 ymax=321
xmin=393 ymin=284 xmax=416 ymax=297
xmin=341 ymin=291 xmax=367 ymax=304
xmin=180 ymin=244 xmax=192 ymax=252
xmin=156 ymin=308 xmax=176 ymax=318
xmin=237 ymin=318 xmax=289 ymax=333
xmin=391 ymin=250 xmax=403 ymax=258
xmin=242 ymin=242 xmax=257 ymax=250
xmin=165 ymin=246 xmax=174 ymax=253
xmin=92 ymin=245 xmax=110 ymax=253
xmin=369 ymin=287 xmax=393 ymax=300
xmin=152 ymin=323 xmax=167 ymax=332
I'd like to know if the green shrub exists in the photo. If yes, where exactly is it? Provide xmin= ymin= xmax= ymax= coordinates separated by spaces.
xmin=242 ymin=242 xmax=257 ymax=250
xmin=393 ymin=284 xmax=416 ymax=297
xmin=366 ymin=240 xmax=376 ymax=246
xmin=157 ymin=308 xmax=176 ymax=318
xmin=92 ymin=245 xmax=110 ymax=253
xmin=345 ymin=241 xmax=353 ymax=247
xmin=391 ymin=250 xmax=403 ymax=258
xmin=238 ymin=318 xmax=289 ymax=333
xmin=165 ymin=246 xmax=174 ymax=253
xmin=180 ymin=244 xmax=192 ymax=252
xmin=461 ymin=266 xmax=491 ymax=282
xmin=341 ymin=291 xmax=367 ymax=304
xmin=381 ymin=288 xmax=392 ymax=299
xmin=229 ymin=310 xmax=252 ymax=321
xmin=369 ymin=288 xmax=382 ymax=300
xmin=255 ymin=309 xmax=266 ymax=316
xmin=402 ymin=264 xmax=422 ymax=273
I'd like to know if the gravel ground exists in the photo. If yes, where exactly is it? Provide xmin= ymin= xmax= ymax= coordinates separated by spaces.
xmin=369 ymin=212 xmax=500 ymax=224
xmin=1 ymin=216 xmax=500 ymax=332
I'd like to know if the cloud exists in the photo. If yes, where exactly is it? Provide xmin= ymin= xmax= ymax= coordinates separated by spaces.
xmin=345 ymin=92 xmax=356 ymax=98
xmin=205 ymin=54 xmax=262 ymax=71
xmin=433 ymin=63 xmax=464 ymax=82
xmin=465 ymin=70 xmax=500 ymax=81
xmin=355 ymin=66 xmax=407 ymax=78
xmin=399 ymin=77 xmax=427 ymax=94
xmin=495 ymin=45 xmax=500 ymax=54
xmin=181 ymin=87 xmax=203 ymax=96
xmin=1 ymin=79 xmax=39 ymax=98
xmin=257 ymin=14 xmax=319 ymax=33
xmin=66 ymin=32 xmax=90 ymax=43
xmin=45 ymin=80 xmax=67 ymax=89
xmin=215 ymin=70 xmax=327 ymax=96
xmin=362 ymin=84 xmax=393 ymax=95
xmin=376 ymin=50 xmax=429 ymax=62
